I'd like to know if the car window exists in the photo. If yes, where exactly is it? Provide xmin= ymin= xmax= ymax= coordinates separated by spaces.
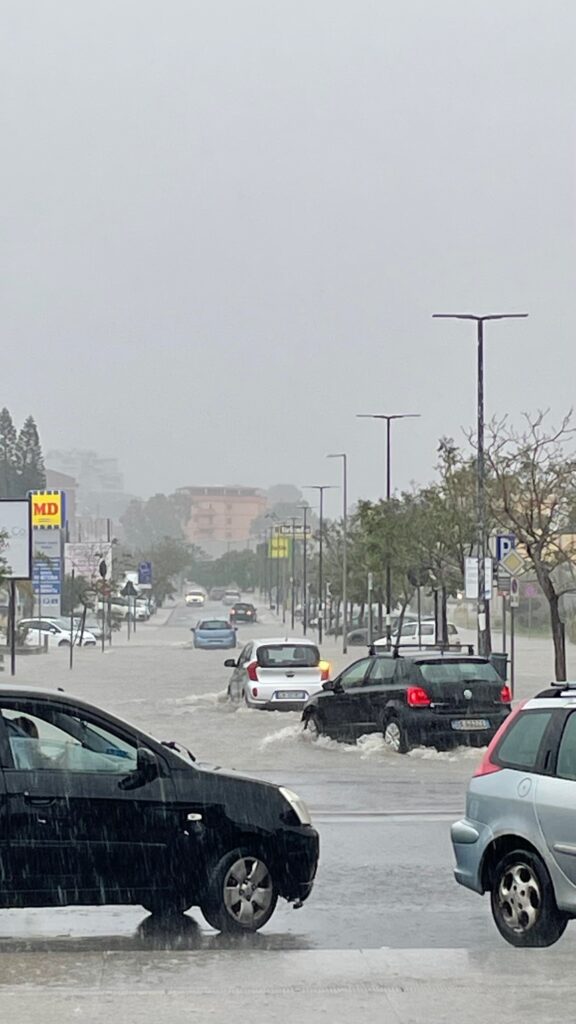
xmin=1 ymin=705 xmax=138 ymax=773
xmin=448 ymin=624 xmax=458 ymax=636
xmin=238 ymin=644 xmax=252 ymax=666
xmin=556 ymin=712 xmax=576 ymax=781
xmin=198 ymin=620 xmax=231 ymax=630
xmin=256 ymin=645 xmax=319 ymax=668
xmin=418 ymin=660 xmax=500 ymax=684
xmin=495 ymin=710 xmax=553 ymax=771
xmin=367 ymin=658 xmax=397 ymax=684
xmin=421 ymin=623 xmax=434 ymax=636
xmin=339 ymin=659 xmax=372 ymax=690
xmin=400 ymin=623 xmax=416 ymax=637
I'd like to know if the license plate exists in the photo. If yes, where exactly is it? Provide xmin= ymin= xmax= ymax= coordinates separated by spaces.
xmin=451 ymin=718 xmax=490 ymax=731
xmin=275 ymin=690 xmax=307 ymax=700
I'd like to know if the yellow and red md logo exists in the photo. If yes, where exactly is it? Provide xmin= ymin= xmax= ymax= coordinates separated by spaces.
xmin=30 ymin=491 xmax=64 ymax=529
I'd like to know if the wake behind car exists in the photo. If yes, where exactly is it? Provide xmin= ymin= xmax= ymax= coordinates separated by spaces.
xmin=226 ymin=638 xmax=331 ymax=710
xmin=230 ymin=602 xmax=257 ymax=624
xmin=302 ymin=651 xmax=511 ymax=751
xmin=0 ymin=686 xmax=318 ymax=933
xmin=451 ymin=682 xmax=576 ymax=947
xmin=192 ymin=618 xmax=237 ymax=650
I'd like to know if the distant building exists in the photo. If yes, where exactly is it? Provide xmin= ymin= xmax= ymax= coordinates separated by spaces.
xmin=178 ymin=486 xmax=267 ymax=556
xmin=46 ymin=449 xmax=134 ymax=527
xmin=44 ymin=468 xmax=77 ymax=536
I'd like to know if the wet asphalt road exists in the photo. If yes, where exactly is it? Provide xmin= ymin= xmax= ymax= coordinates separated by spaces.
xmin=2 ymin=599 xmax=576 ymax=1021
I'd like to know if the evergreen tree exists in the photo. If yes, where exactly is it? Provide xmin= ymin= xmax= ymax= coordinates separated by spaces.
xmin=0 ymin=408 xmax=18 ymax=498
xmin=16 ymin=415 xmax=46 ymax=495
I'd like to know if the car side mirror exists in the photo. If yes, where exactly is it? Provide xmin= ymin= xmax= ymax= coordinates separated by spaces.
xmin=119 ymin=748 xmax=159 ymax=791
xmin=224 ymin=658 xmax=237 ymax=668
xmin=190 ymin=627 xmax=195 ymax=633
xmin=322 ymin=679 xmax=341 ymax=692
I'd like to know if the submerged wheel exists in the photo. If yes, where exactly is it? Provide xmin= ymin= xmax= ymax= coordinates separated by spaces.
xmin=382 ymin=715 xmax=410 ymax=754
xmin=490 ymin=849 xmax=567 ymax=947
xmin=201 ymin=851 xmax=277 ymax=933
xmin=304 ymin=712 xmax=322 ymax=738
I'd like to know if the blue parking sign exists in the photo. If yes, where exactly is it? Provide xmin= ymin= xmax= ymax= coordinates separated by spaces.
xmin=138 ymin=561 xmax=152 ymax=585
xmin=496 ymin=534 xmax=516 ymax=562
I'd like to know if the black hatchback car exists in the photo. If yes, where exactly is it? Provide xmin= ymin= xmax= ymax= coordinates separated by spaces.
xmin=229 ymin=602 xmax=258 ymax=624
xmin=302 ymin=652 xmax=511 ymax=753
xmin=0 ymin=687 xmax=319 ymax=932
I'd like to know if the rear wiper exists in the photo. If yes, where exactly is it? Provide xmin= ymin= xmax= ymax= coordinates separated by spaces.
xmin=162 ymin=739 xmax=196 ymax=763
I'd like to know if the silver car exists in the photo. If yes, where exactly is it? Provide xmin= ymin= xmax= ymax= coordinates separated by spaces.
xmin=452 ymin=682 xmax=576 ymax=946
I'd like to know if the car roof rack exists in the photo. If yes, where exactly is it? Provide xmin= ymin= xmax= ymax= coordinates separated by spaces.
xmin=367 ymin=642 xmax=475 ymax=658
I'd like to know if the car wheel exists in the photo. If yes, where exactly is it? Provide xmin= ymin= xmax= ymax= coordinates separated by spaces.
xmin=490 ymin=849 xmax=567 ymax=947
xmin=382 ymin=715 xmax=411 ymax=754
xmin=201 ymin=850 xmax=277 ymax=933
xmin=58 ymin=639 xmax=71 ymax=647
xmin=304 ymin=711 xmax=323 ymax=738
xmin=141 ymin=891 xmax=193 ymax=917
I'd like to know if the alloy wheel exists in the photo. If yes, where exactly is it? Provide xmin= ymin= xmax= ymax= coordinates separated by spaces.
xmin=384 ymin=720 xmax=402 ymax=752
xmin=222 ymin=856 xmax=274 ymax=928
xmin=497 ymin=861 xmax=541 ymax=934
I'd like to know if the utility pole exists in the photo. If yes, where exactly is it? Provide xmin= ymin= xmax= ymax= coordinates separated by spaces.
xmin=303 ymin=486 xmax=336 ymax=646
xmin=298 ymin=505 xmax=310 ymax=635
xmin=327 ymin=453 xmax=348 ymax=653
xmin=433 ymin=312 xmax=528 ymax=656
xmin=357 ymin=414 xmax=420 ymax=648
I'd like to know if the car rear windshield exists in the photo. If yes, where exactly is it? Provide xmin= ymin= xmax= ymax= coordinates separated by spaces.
xmin=417 ymin=660 xmax=500 ymax=684
xmin=198 ymin=620 xmax=231 ymax=631
xmin=234 ymin=604 xmax=252 ymax=610
xmin=257 ymin=644 xmax=320 ymax=668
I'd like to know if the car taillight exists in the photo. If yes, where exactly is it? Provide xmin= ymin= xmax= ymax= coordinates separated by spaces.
xmin=500 ymin=685 xmax=512 ymax=703
xmin=319 ymin=660 xmax=331 ymax=681
xmin=247 ymin=661 xmax=259 ymax=681
xmin=473 ymin=699 xmax=526 ymax=777
xmin=406 ymin=685 xmax=431 ymax=707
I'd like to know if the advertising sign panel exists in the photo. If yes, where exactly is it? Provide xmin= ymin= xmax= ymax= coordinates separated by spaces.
xmin=0 ymin=499 xmax=31 ymax=579
xmin=33 ymin=531 xmax=62 ymax=615
xmin=30 ymin=491 xmax=65 ymax=529
xmin=65 ymin=541 xmax=113 ymax=581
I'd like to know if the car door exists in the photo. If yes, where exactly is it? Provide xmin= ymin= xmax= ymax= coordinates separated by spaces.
xmin=320 ymin=659 xmax=375 ymax=740
xmin=0 ymin=698 xmax=181 ymax=901
xmin=0 ymin=719 xmax=9 ymax=885
xmin=533 ymin=709 xmax=576 ymax=885
xmin=349 ymin=657 xmax=399 ymax=736
xmin=230 ymin=643 xmax=252 ymax=699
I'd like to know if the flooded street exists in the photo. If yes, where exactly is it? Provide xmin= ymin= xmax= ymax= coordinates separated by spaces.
xmin=2 ymin=601 xmax=575 ymax=1022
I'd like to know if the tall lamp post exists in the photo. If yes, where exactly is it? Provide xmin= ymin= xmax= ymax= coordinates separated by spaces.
xmin=432 ymin=312 xmax=528 ymax=656
xmin=327 ymin=453 xmax=348 ymax=653
xmin=303 ymin=485 xmax=336 ymax=645
xmin=357 ymin=414 xmax=420 ymax=647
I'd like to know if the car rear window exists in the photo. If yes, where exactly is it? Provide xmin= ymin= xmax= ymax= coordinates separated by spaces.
xmin=495 ymin=710 xmax=553 ymax=771
xmin=198 ymin=620 xmax=231 ymax=630
xmin=418 ymin=660 xmax=500 ymax=684
xmin=256 ymin=645 xmax=320 ymax=668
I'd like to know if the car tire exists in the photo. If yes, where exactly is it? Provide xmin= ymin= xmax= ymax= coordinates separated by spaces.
xmin=304 ymin=711 xmax=323 ymax=738
xmin=58 ymin=639 xmax=71 ymax=648
xmin=141 ymin=891 xmax=193 ymax=917
xmin=201 ymin=850 xmax=278 ymax=934
xmin=382 ymin=714 xmax=411 ymax=754
xmin=490 ymin=849 xmax=567 ymax=947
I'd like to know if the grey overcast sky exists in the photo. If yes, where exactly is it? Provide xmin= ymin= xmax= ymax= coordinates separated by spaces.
xmin=2 ymin=0 xmax=575 ymax=518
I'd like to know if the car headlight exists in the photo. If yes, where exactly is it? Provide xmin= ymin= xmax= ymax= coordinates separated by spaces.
xmin=279 ymin=786 xmax=312 ymax=826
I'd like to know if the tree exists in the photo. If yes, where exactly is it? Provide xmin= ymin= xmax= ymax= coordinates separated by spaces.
xmin=0 ymin=408 xmax=18 ymax=499
xmin=16 ymin=415 xmax=46 ymax=495
xmin=121 ymin=493 xmax=186 ymax=549
xmin=486 ymin=411 xmax=576 ymax=681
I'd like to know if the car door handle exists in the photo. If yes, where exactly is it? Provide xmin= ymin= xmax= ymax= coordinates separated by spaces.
xmin=186 ymin=812 xmax=202 ymax=822
xmin=24 ymin=796 xmax=56 ymax=807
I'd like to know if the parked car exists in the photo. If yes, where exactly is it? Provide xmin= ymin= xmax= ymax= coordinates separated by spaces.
xmin=302 ymin=651 xmax=511 ymax=752
xmin=185 ymin=591 xmax=206 ymax=608
xmin=451 ymin=681 xmax=576 ymax=947
xmin=229 ymin=602 xmax=257 ymax=624
xmin=0 ymin=686 xmax=318 ymax=931
xmin=18 ymin=618 xmax=97 ymax=648
xmin=373 ymin=619 xmax=461 ymax=649
xmin=192 ymin=619 xmax=237 ymax=650
xmin=222 ymin=590 xmax=241 ymax=607
xmin=226 ymin=638 xmax=331 ymax=711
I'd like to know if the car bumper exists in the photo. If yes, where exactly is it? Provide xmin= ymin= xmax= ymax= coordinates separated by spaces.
xmin=405 ymin=708 xmax=509 ymax=747
xmin=195 ymin=639 xmax=236 ymax=649
xmin=275 ymin=827 xmax=320 ymax=903
xmin=451 ymin=818 xmax=493 ymax=894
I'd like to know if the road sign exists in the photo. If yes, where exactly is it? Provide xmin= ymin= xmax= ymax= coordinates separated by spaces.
xmin=500 ymin=548 xmax=526 ymax=577
xmin=510 ymin=577 xmax=520 ymax=608
xmin=269 ymin=536 xmax=289 ymax=559
xmin=464 ymin=557 xmax=493 ymax=600
xmin=0 ymin=499 xmax=32 ymax=579
xmin=497 ymin=569 xmax=511 ymax=597
xmin=121 ymin=581 xmax=138 ymax=597
xmin=138 ymin=561 xmax=153 ymax=585
xmin=496 ymin=534 xmax=516 ymax=562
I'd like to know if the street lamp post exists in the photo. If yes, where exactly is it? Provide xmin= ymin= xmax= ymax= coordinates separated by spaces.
xmin=357 ymin=414 xmax=420 ymax=648
xmin=327 ymin=453 xmax=348 ymax=653
xmin=432 ymin=312 xmax=528 ymax=656
xmin=303 ymin=486 xmax=336 ymax=646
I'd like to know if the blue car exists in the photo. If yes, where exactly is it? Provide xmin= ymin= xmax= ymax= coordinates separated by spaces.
xmin=192 ymin=618 xmax=237 ymax=650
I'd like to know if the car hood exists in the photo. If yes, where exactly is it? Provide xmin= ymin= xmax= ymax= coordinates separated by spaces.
xmin=174 ymin=761 xmax=291 ymax=828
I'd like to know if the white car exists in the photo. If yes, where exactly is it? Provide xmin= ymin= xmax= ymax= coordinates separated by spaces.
xmin=373 ymin=619 xmax=461 ymax=649
xmin=19 ymin=618 xmax=97 ymax=648
xmin=185 ymin=591 xmax=205 ymax=607
xmin=226 ymin=637 xmax=331 ymax=710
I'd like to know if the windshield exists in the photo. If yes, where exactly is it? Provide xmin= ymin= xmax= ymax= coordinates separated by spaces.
xmin=198 ymin=620 xmax=232 ymax=631
xmin=418 ymin=660 xmax=501 ymax=684
xmin=256 ymin=645 xmax=320 ymax=668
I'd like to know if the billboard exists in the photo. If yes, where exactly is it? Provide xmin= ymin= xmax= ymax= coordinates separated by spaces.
xmin=33 ymin=531 xmax=62 ymax=615
xmin=65 ymin=541 xmax=113 ymax=581
xmin=30 ymin=490 xmax=65 ymax=529
xmin=0 ymin=499 xmax=32 ymax=579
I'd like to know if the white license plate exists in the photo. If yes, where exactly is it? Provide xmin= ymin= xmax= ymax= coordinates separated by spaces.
xmin=451 ymin=718 xmax=490 ymax=731
xmin=275 ymin=690 xmax=307 ymax=700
